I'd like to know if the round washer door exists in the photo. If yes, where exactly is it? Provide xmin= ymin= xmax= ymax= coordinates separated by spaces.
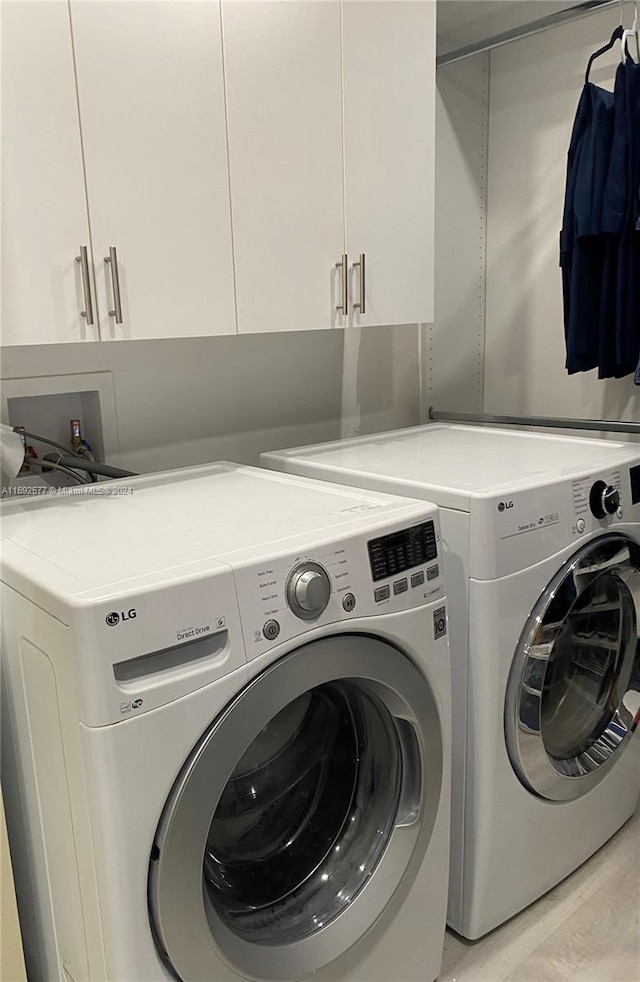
xmin=506 ymin=534 xmax=640 ymax=801
xmin=148 ymin=634 xmax=444 ymax=981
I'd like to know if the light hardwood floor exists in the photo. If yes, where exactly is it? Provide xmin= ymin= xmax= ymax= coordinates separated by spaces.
xmin=440 ymin=808 xmax=640 ymax=982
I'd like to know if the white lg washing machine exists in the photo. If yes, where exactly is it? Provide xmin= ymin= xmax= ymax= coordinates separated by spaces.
xmin=1 ymin=463 xmax=451 ymax=982
xmin=262 ymin=423 xmax=640 ymax=939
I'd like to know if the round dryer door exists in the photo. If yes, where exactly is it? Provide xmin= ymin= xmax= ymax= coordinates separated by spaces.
xmin=148 ymin=634 xmax=444 ymax=982
xmin=506 ymin=534 xmax=640 ymax=801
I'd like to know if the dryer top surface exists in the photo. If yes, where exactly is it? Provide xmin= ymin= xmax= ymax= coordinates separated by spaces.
xmin=262 ymin=424 xmax=640 ymax=510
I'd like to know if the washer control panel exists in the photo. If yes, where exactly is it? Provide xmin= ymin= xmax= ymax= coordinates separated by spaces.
xmin=232 ymin=515 xmax=443 ymax=659
xmin=368 ymin=520 xmax=437 ymax=581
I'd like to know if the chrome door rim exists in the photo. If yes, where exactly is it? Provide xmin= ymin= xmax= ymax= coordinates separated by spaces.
xmin=505 ymin=534 xmax=640 ymax=802
xmin=148 ymin=634 xmax=443 ymax=981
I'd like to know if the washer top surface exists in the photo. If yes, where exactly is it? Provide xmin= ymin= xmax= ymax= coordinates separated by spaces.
xmin=263 ymin=424 xmax=640 ymax=510
xmin=0 ymin=462 xmax=436 ymax=592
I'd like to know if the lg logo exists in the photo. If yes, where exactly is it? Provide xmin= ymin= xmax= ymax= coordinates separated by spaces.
xmin=497 ymin=500 xmax=514 ymax=512
xmin=105 ymin=609 xmax=137 ymax=627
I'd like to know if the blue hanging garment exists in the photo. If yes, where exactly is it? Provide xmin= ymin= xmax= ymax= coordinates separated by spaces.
xmin=560 ymin=39 xmax=640 ymax=380
xmin=624 ymin=59 xmax=640 ymax=382
xmin=560 ymin=81 xmax=616 ymax=374
xmin=599 ymin=59 xmax=635 ymax=377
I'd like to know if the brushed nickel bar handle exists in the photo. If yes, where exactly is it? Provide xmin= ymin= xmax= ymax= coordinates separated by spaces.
xmin=353 ymin=253 xmax=365 ymax=314
xmin=75 ymin=246 xmax=94 ymax=325
xmin=335 ymin=254 xmax=348 ymax=314
xmin=104 ymin=246 xmax=123 ymax=323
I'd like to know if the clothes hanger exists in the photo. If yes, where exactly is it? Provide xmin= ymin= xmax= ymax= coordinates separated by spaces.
xmin=585 ymin=24 xmax=624 ymax=82
xmin=621 ymin=0 xmax=640 ymax=64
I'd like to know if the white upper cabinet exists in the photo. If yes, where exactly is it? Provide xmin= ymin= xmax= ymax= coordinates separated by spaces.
xmin=222 ymin=0 xmax=436 ymax=334
xmin=1 ymin=0 xmax=436 ymax=345
xmin=1 ymin=0 xmax=99 ymax=345
xmin=69 ymin=0 xmax=237 ymax=340
xmin=222 ymin=1 xmax=346 ymax=334
xmin=342 ymin=1 xmax=436 ymax=327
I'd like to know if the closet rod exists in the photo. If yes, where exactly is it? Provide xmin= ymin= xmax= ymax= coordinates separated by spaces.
xmin=437 ymin=0 xmax=621 ymax=67
xmin=428 ymin=408 xmax=640 ymax=435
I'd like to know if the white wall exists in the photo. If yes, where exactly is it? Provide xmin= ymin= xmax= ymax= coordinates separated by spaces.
xmin=430 ymin=53 xmax=489 ymax=415
xmin=1 ymin=326 xmax=422 ymax=474
xmin=484 ymin=7 xmax=640 ymax=425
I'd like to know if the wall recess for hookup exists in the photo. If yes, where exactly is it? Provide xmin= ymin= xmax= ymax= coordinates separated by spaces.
xmin=1 ymin=372 xmax=120 ymax=479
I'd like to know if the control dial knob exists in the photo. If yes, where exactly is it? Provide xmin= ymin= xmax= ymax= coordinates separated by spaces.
xmin=286 ymin=562 xmax=331 ymax=620
xmin=589 ymin=480 xmax=620 ymax=519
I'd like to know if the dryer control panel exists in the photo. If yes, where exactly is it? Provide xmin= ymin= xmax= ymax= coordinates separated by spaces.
xmin=232 ymin=515 xmax=443 ymax=660
xmin=472 ymin=460 xmax=640 ymax=579
xmin=628 ymin=463 xmax=640 ymax=505
xmin=571 ymin=467 xmax=625 ymax=533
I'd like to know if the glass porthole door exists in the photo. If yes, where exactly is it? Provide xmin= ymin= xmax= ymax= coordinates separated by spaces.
xmin=506 ymin=535 xmax=640 ymax=801
xmin=148 ymin=635 xmax=443 ymax=981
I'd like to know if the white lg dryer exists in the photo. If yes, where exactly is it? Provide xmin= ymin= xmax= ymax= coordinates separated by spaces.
xmin=262 ymin=423 xmax=640 ymax=939
xmin=0 ymin=463 xmax=451 ymax=982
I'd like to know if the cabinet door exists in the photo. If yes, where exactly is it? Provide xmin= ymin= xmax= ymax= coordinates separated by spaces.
xmin=69 ymin=0 xmax=236 ymax=340
xmin=223 ymin=1 xmax=345 ymax=334
xmin=342 ymin=0 xmax=436 ymax=327
xmin=1 ymin=0 xmax=99 ymax=345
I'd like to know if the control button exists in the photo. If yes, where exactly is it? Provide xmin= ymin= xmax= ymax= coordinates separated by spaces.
xmin=411 ymin=571 xmax=425 ymax=588
xmin=393 ymin=578 xmax=408 ymax=595
xmin=617 ymin=506 xmax=624 ymax=519
xmin=263 ymin=620 xmax=280 ymax=641
xmin=426 ymin=564 xmax=439 ymax=581
xmin=342 ymin=593 xmax=356 ymax=612
xmin=603 ymin=485 xmax=620 ymax=514
xmin=374 ymin=585 xmax=390 ymax=602
xmin=576 ymin=518 xmax=586 ymax=533
xmin=589 ymin=480 xmax=620 ymax=519
xmin=286 ymin=562 xmax=331 ymax=620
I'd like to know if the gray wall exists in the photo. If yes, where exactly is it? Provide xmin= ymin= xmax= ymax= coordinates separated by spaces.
xmin=1 ymin=325 xmax=422 ymax=474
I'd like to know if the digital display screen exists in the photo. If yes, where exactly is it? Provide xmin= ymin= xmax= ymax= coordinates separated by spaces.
xmin=368 ymin=521 xmax=437 ymax=582
xmin=630 ymin=465 xmax=640 ymax=505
